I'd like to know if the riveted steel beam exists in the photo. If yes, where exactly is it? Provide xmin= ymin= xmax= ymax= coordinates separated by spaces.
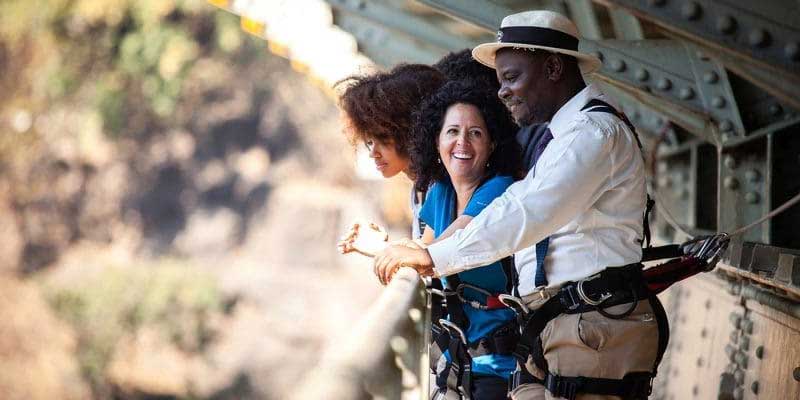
xmin=411 ymin=1 xmax=745 ymax=144
xmin=707 ymin=47 xmax=800 ymax=113
xmin=325 ymin=0 xmax=477 ymax=51
xmin=719 ymin=137 xmax=770 ymax=243
xmin=335 ymin=12 xmax=443 ymax=66
xmin=596 ymin=0 xmax=800 ymax=110
xmin=566 ymin=0 xmax=603 ymax=40
xmin=594 ymin=81 xmax=671 ymax=136
xmin=415 ymin=0 xmax=510 ymax=32
xmin=608 ymin=7 xmax=644 ymax=39
xmin=582 ymin=39 xmax=744 ymax=143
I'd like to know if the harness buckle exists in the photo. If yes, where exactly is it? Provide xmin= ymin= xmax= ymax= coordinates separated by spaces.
xmin=531 ymin=285 xmax=551 ymax=301
xmin=576 ymin=274 xmax=612 ymax=306
xmin=559 ymin=285 xmax=582 ymax=311
xmin=545 ymin=373 xmax=584 ymax=400
xmin=439 ymin=319 xmax=468 ymax=345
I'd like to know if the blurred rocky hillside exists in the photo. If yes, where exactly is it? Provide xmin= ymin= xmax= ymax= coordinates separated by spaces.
xmin=0 ymin=1 xmax=403 ymax=399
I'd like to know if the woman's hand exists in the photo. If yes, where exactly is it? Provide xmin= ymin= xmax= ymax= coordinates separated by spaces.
xmin=337 ymin=221 xmax=389 ymax=258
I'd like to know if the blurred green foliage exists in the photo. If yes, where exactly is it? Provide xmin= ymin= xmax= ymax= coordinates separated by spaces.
xmin=0 ymin=0 xmax=245 ymax=135
xmin=43 ymin=260 xmax=223 ymax=394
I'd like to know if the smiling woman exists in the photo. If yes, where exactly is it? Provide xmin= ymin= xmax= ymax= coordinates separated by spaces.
xmin=411 ymin=80 xmax=521 ymax=193
xmin=407 ymin=80 xmax=522 ymax=399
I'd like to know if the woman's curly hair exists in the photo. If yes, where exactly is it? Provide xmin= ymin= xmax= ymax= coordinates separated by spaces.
xmin=433 ymin=49 xmax=500 ymax=96
xmin=337 ymin=64 xmax=445 ymax=156
xmin=411 ymin=80 xmax=522 ymax=192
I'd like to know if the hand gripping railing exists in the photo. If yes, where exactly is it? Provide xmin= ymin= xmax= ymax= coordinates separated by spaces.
xmin=290 ymin=267 xmax=423 ymax=400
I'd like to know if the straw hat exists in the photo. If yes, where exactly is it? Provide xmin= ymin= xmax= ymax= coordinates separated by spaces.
xmin=472 ymin=10 xmax=601 ymax=74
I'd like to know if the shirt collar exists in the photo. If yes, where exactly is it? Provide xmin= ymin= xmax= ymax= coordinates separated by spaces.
xmin=547 ymin=84 xmax=603 ymax=138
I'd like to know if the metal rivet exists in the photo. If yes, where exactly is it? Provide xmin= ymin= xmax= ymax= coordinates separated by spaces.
xmin=611 ymin=59 xmax=626 ymax=72
xmin=769 ymin=104 xmax=783 ymax=116
xmin=746 ymin=192 xmax=760 ymax=204
xmin=748 ymin=29 xmax=771 ymax=47
xmin=786 ymin=42 xmax=800 ymax=61
xmin=793 ymin=367 xmax=800 ymax=382
xmin=679 ymin=87 xmax=695 ymax=99
xmin=725 ymin=344 xmax=736 ymax=362
xmin=657 ymin=77 xmax=672 ymax=90
xmin=701 ymin=328 xmax=708 ymax=338
xmin=712 ymin=96 xmax=727 ymax=108
xmin=734 ymin=369 xmax=745 ymax=384
xmin=704 ymin=71 xmax=719 ymax=83
xmin=719 ymin=119 xmax=733 ymax=131
xmin=755 ymin=346 xmax=764 ymax=359
xmin=724 ymin=156 xmax=737 ymax=169
xmin=697 ymin=357 xmax=704 ymax=367
xmin=743 ymin=319 xmax=754 ymax=334
xmin=735 ymin=352 xmax=749 ymax=369
xmin=729 ymin=313 xmax=742 ymax=327
xmin=681 ymin=2 xmax=702 ymax=20
xmin=705 ymin=299 xmax=712 ymax=309
xmin=716 ymin=15 xmax=736 ymax=34
xmin=751 ymin=381 xmax=759 ymax=394
xmin=733 ymin=387 xmax=744 ymax=400
xmin=692 ymin=385 xmax=699 ymax=396
xmin=635 ymin=68 xmax=649 ymax=81
xmin=724 ymin=176 xmax=739 ymax=190
xmin=745 ymin=169 xmax=760 ymax=182
xmin=739 ymin=336 xmax=750 ymax=351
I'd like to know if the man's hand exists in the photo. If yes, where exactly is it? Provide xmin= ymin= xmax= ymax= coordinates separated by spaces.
xmin=373 ymin=244 xmax=435 ymax=285
xmin=337 ymin=221 xmax=388 ymax=258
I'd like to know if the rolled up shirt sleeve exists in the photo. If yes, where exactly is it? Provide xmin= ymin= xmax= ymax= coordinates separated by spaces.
xmin=429 ymin=120 xmax=616 ymax=277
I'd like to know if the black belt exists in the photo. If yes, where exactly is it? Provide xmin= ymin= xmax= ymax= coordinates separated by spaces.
xmin=515 ymin=264 xmax=648 ymax=368
xmin=509 ymin=264 xmax=669 ymax=400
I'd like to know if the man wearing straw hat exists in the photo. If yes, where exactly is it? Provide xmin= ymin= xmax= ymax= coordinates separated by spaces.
xmin=375 ymin=10 xmax=668 ymax=400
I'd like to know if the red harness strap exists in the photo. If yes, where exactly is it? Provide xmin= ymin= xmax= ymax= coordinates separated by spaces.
xmin=642 ymin=256 xmax=708 ymax=295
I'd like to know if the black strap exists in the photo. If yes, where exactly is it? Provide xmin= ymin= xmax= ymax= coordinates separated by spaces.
xmin=580 ymin=99 xmax=643 ymax=151
xmin=515 ymin=265 xmax=649 ymax=370
xmin=509 ymin=368 xmax=542 ymax=392
xmin=641 ymin=244 xmax=682 ymax=262
xmin=642 ymin=196 xmax=655 ymax=248
xmin=581 ymin=98 xmax=659 ymax=263
xmin=502 ymin=255 xmax=519 ymax=297
xmin=544 ymin=371 xmax=654 ymax=400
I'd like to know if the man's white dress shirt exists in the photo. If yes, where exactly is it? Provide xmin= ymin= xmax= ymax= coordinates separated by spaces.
xmin=427 ymin=84 xmax=646 ymax=297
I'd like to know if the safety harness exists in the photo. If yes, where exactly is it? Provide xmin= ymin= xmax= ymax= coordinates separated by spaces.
xmin=428 ymin=256 xmax=519 ymax=400
xmin=501 ymin=99 xmax=730 ymax=400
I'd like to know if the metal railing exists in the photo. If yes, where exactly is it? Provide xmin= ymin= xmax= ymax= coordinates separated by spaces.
xmin=290 ymin=267 xmax=426 ymax=400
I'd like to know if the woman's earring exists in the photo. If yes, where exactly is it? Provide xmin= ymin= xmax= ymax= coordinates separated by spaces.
xmin=437 ymin=157 xmax=441 ymax=164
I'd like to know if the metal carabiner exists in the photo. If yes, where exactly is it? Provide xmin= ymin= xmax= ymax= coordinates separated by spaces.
xmin=576 ymin=274 xmax=612 ymax=306
xmin=439 ymin=319 xmax=468 ymax=345
xmin=498 ymin=294 xmax=529 ymax=316
xmin=704 ymin=233 xmax=730 ymax=271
